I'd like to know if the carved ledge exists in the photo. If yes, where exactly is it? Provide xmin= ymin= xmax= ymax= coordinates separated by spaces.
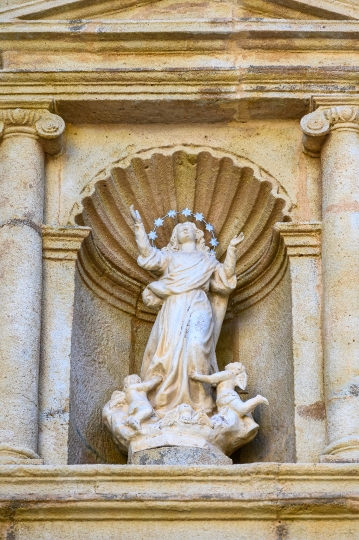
xmin=42 ymin=226 xmax=91 ymax=261
xmin=301 ymin=105 xmax=359 ymax=157
xmin=275 ymin=222 xmax=322 ymax=257
xmin=0 ymin=107 xmax=65 ymax=154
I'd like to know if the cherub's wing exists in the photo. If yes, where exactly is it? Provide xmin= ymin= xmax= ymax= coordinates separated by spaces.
xmin=236 ymin=372 xmax=248 ymax=391
xmin=193 ymin=412 xmax=212 ymax=428
xmin=110 ymin=391 xmax=127 ymax=408
xmin=160 ymin=410 xmax=178 ymax=427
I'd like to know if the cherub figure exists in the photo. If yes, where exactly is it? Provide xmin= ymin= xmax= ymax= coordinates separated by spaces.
xmin=190 ymin=362 xmax=268 ymax=418
xmin=123 ymin=374 xmax=163 ymax=430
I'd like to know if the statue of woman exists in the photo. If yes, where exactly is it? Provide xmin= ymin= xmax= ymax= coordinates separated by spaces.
xmin=130 ymin=205 xmax=244 ymax=417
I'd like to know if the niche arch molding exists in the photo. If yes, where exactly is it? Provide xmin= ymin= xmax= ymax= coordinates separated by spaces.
xmin=71 ymin=145 xmax=293 ymax=320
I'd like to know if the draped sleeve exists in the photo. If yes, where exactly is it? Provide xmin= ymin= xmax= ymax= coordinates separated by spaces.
xmin=210 ymin=262 xmax=237 ymax=295
xmin=138 ymin=247 xmax=168 ymax=276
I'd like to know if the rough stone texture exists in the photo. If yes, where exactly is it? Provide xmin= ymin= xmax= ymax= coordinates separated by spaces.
xmin=232 ymin=266 xmax=296 ymax=464
xmin=68 ymin=270 xmax=132 ymax=465
xmin=129 ymin=446 xmax=233 ymax=465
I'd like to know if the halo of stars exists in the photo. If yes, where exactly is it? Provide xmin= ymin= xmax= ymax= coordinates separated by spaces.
xmin=148 ymin=209 xmax=219 ymax=251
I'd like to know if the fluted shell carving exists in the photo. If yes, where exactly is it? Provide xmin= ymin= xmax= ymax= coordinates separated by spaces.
xmin=73 ymin=147 xmax=292 ymax=319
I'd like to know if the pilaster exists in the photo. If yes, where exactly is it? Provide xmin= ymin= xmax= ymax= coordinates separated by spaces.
xmin=40 ymin=226 xmax=90 ymax=465
xmin=276 ymin=222 xmax=325 ymax=463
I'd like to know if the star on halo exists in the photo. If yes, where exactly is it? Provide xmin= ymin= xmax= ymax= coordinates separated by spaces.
xmin=182 ymin=208 xmax=192 ymax=217
xmin=205 ymin=223 xmax=214 ymax=232
xmin=210 ymin=238 xmax=219 ymax=247
xmin=167 ymin=210 xmax=177 ymax=218
xmin=148 ymin=231 xmax=158 ymax=240
xmin=194 ymin=212 xmax=204 ymax=222
xmin=154 ymin=218 xmax=164 ymax=227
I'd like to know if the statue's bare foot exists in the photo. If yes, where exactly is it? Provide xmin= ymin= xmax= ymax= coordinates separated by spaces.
xmin=257 ymin=395 xmax=269 ymax=406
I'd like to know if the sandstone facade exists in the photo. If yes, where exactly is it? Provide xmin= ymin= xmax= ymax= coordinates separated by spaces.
xmin=1 ymin=0 xmax=359 ymax=538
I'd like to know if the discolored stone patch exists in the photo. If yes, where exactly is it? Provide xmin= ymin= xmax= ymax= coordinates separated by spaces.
xmin=297 ymin=401 xmax=326 ymax=421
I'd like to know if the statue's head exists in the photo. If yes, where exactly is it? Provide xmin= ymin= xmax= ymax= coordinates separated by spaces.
xmin=123 ymin=374 xmax=141 ymax=388
xmin=177 ymin=222 xmax=197 ymax=244
xmin=164 ymin=221 xmax=209 ymax=253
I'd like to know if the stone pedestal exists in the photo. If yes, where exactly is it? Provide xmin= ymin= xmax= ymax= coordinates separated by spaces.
xmin=301 ymin=104 xmax=359 ymax=462
xmin=129 ymin=446 xmax=232 ymax=465
xmin=0 ymin=106 xmax=64 ymax=464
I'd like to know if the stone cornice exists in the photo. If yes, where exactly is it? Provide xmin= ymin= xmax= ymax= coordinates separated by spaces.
xmin=2 ymin=0 xmax=359 ymax=21
xmin=42 ymin=226 xmax=91 ymax=261
xmin=2 ymin=20 xmax=359 ymax=40
xmin=275 ymin=222 xmax=322 ymax=257
xmin=301 ymin=103 xmax=359 ymax=156
xmin=0 ymin=463 xmax=359 ymax=521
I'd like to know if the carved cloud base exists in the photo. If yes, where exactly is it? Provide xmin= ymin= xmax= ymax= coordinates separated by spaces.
xmin=103 ymin=397 xmax=260 ymax=464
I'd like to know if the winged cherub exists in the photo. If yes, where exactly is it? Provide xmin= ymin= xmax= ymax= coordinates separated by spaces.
xmin=190 ymin=362 xmax=268 ymax=418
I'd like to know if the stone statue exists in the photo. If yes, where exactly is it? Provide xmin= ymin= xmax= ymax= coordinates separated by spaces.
xmin=103 ymin=206 xmax=268 ymax=464
xmin=191 ymin=362 xmax=268 ymax=417
xmin=123 ymin=374 xmax=163 ymax=430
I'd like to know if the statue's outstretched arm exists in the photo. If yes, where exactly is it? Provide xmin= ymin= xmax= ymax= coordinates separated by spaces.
xmin=130 ymin=205 xmax=152 ymax=258
xmin=190 ymin=370 xmax=230 ymax=386
xmin=223 ymin=232 xmax=244 ymax=279
xmin=137 ymin=375 xmax=163 ymax=392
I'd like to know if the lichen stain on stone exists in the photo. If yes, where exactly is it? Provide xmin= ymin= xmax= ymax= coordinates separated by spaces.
xmin=275 ymin=523 xmax=288 ymax=540
xmin=349 ymin=384 xmax=359 ymax=397
xmin=297 ymin=401 xmax=326 ymax=420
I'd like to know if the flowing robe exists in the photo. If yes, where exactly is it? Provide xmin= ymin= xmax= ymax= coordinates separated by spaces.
xmin=138 ymin=247 xmax=236 ymax=416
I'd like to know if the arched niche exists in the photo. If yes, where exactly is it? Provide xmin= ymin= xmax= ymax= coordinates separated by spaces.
xmin=71 ymin=146 xmax=292 ymax=318
xmin=68 ymin=146 xmax=295 ymax=465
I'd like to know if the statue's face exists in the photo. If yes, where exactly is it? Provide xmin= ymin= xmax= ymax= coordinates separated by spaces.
xmin=126 ymin=374 xmax=141 ymax=386
xmin=177 ymin=222 xmax=196 ymax=245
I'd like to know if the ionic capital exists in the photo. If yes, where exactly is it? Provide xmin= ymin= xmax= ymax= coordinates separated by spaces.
xmin=0 ymin=108 xmax=65 ymax=154
xmin=301 ymin=105 xmax=359 ymax=157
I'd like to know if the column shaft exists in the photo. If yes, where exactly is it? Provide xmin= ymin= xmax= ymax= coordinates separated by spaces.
xmin=321 ymin=127 xmax=359 ymax=459
xmin=301 ymin=104 xmax=359 ymax=461
xmin=0 ymin=133 xmax=44 ymax=461
xmin=0 ymin=108 xmax=64 ymax=463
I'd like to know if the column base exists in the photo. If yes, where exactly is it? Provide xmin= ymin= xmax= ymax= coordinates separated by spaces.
xmin=0 ymin=444 xmax=43 ymax=465
xmin=320 ymin=436 xmax=359 ymax=463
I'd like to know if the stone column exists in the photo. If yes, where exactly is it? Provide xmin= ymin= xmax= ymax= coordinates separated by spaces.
xmin=276 ymin=222 xmax=326 ymax=463
xmin=301 ymin=104 xmax=359 ymax=462
xmin=40 ymin=226 xmax=90 ymax=465
xmin=0 ymin=107 xmax=65 ymax=464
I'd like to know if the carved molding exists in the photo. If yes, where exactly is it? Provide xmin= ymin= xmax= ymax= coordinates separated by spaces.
xmin=301 ymin=105 xmax=359 ymax=157
xmin=0 ymin=108 xmax=65 ymax=154
xmin=42 ymin=226 xmax=91 ymax=261
xmin=275 ymin=222 xmax=322 ymax=257
xmin=71 ymin=146 xmax=293 ymax=319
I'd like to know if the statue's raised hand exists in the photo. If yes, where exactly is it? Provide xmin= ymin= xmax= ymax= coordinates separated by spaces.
xmin=130 ymin=205 xmax=142 ymax=224
xmin=229 ymin=232 xmax=244 ymax=248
